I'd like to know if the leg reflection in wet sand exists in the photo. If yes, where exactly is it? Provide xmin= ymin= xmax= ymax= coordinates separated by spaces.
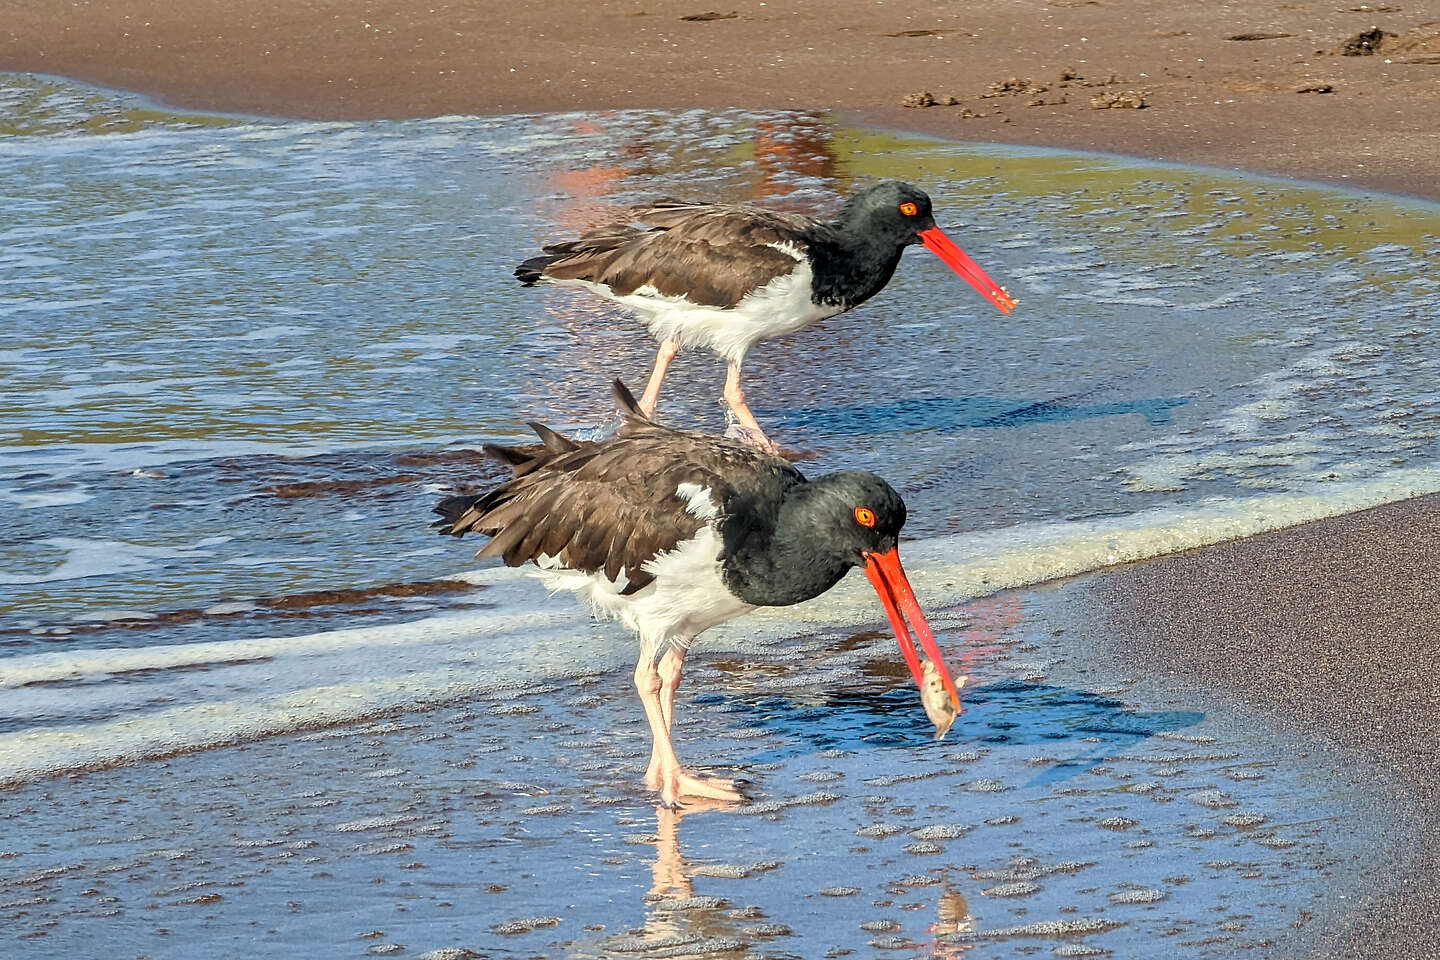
xmin=926 ymin=884 xmax=976 ymax=956
xmin=632 ymin=801 xmax=977 ymax=957
xmin=635 ymin=799 xmax=752 ymax=950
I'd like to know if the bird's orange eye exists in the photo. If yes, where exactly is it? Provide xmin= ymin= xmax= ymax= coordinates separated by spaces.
xmin=899 ymin=202 xmax=919 ymax=217
xmin=854 ymin=506 xmax=877 ymax=528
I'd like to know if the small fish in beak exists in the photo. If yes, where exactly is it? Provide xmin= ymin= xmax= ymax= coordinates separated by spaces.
xmin=920 ymin=659 xmax=964 ymax=740
xmin=861 ymin=546 xmax=964 ymax=736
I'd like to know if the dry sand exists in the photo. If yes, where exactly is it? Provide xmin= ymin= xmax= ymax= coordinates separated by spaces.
xmin=1 ymin=0 xmax=1439 ymax=199
xmin=4 ymin=0 xmax=1440 ymax=955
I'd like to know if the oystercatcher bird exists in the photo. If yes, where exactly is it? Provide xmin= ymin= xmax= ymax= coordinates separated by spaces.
xmin=434 ymin=380 xmax=963 ymax=806
xmin=515 ymin=181 xmax=1016 ymax=452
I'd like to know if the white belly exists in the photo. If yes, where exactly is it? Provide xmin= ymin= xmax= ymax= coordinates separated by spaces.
xmin=548 ymin=261 xmax=843 ymax=365
xmin=534 ymin=524 xmax=754 ymax=651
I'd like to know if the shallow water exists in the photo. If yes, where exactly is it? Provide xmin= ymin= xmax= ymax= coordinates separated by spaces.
xmin=4 ymin=74 xmax=1440 ymax=650
xmin=0 ymin=586 xmax=1397 ymax=959
xmin=1 ymin=73 xmax=1436 ymax=956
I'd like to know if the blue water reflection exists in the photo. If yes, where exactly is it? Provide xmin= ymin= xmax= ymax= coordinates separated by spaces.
xmin=771 ymin=393 xmax=1189 ymax=433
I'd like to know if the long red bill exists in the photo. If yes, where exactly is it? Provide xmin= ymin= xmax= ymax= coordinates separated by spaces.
xmin=919 ymin=225 xmax=1017 ymax=315
xmin=863 ymin=547 xmax=963 ymax=711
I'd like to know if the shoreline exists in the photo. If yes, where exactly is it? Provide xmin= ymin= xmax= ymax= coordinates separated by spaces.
xmin=1088 ymin=494 xmax=1440 ymax=957
xmin=1 ymin=0 xmax=1438 ymax=202
xmin=0 ymin=581 xmax=1405 ymax=958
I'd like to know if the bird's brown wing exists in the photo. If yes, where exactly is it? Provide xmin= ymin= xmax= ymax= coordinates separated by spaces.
xmin=537 ymin=205 xmax=820 ymax=308
xmin=434 ymin=381 xmax=802 ymax=594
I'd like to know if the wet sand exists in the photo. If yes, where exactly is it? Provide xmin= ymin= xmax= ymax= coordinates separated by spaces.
xmin=2 ymin=0 xmax=1440 ymax=200
xmin=6 ymin=1 xmax=1440 ymax=955
xmin=1090 ymin=495 xmax=1440 ymax=957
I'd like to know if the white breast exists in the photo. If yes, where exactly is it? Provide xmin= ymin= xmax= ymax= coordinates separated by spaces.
xmin=546 ymin=261 xmax=843 ymax=366
xmin=532 ymin=484 xmax=753 ymax=650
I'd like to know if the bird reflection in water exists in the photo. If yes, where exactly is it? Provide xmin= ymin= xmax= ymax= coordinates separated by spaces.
xmin=635 ymin=799 xmax=753 ymax=951
xmin=634 ymin=802 xmax=979 ymax=957
xmin=752 ymin=114 xmax=838 ymax=199
xmin=923 ymin=884 xmax=977 ymax=956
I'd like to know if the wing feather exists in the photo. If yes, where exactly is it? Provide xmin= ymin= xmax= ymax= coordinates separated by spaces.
xmin=434 ymin=380 xmax=805 ymax=589
xmin=565 ymin=502 xmax=614 ymax=572
xmin=512 ymin=512 xmax=557 ymax=567
xmin=474 ymin=521 xmax=528 ymax=562
xmin=538 ymin=494 xmax=583 ymax=560
xmin=530 ymin=204 xmax=821 ymax=308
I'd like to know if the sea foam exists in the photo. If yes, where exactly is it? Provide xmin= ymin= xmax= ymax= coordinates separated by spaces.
xmin=4 ymin=463 xmax=1439 ymax=787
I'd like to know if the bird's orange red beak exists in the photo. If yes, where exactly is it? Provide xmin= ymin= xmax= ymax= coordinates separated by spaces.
xmin=919 ymin=225 xmax=1017 ymax=315
xmin=863 ymin=547 xmax=963 ymax=713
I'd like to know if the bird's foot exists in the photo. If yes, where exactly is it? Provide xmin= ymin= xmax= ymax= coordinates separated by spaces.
xmin=723 ymin=421 xmax=783 ymax=456
xmin=652 ymin=767 xmax=750 ymax=807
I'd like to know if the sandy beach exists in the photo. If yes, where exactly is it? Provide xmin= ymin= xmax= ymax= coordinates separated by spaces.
xmin=2 ymin=0 xmax=1439 ymax=199
xmin=4 ymin=0 xmax=1440 ymax=956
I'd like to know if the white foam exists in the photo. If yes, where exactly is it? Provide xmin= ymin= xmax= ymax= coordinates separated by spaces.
xmin=5 ymin=464 xmax=1440 ymax=787
xmin=0 ymin=536 xmax=227 ymax=586
xmin=0 ymin=486 xmax=93 ymax=508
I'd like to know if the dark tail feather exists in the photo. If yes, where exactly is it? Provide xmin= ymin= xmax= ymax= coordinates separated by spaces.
xmin=437 ymin=382 xmax=642 ymax=538
xmin=481 ymin=441 xmax=548 ymax=479
xmin=515 ymin=253 xmax=562 ymax=285
xmin=426 ymin=434 xmax=550 ymax=532
xmin=527 ymin=421 xmax=580 ymax=455
xmin=477 ymin=421 xmax=579 ymax=480
xmin=482 ymin=443 xmax=533 ymax=468
xmin=432 ymin=493 xmax=483 ymax=535
xmin=611 ymin=378 xmax=652 ymax=424
xmin=516 ymin=220 xmax=653 ymax=284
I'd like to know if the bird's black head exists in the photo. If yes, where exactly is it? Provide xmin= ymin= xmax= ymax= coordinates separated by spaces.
xmin=828 ymin=179 xmax=1018 ymax=316
xmin=834 ymin=180 xmax=937 ymax=247
xmin=799 ymin=470 xmax=908 ymax=566
xmin=721 ymin=469 xmax=908 ymax=609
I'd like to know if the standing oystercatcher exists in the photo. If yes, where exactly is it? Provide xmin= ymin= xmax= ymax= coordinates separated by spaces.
xmin=434 ymin=380 xmax=963 ymax=806
xmin=515 ymin=180 xmax=1016 ymax=452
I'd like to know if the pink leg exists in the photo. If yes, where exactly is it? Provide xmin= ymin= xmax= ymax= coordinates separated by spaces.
xmin=636 ymin=643 xmax=745 ymax=806
xmin=644 ymin=646 xmax=686 ymax=785
xmin=722 ymin=361 xmax=781 ymax=455
xmin=638 ymin=340 xmax=680 ymax=418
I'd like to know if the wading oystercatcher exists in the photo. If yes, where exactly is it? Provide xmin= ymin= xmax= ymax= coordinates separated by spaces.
xmin=515 ymin=181 xmax=1016 ymax=452
xmin=434 ymin=380 xmax=963 ymax=806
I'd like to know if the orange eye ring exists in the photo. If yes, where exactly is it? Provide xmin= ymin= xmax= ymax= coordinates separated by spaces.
xmin=899 ymin=201 xmax=919 ymax=217
xmin=854 ymin=506 xmax=877 ymax=528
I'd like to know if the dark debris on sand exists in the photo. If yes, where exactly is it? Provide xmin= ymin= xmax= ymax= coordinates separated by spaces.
xmin=1090 ymin=90 xmax=1148 ymax=109
xmin=1338 ymin=27 xmax=1392 ymax=55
